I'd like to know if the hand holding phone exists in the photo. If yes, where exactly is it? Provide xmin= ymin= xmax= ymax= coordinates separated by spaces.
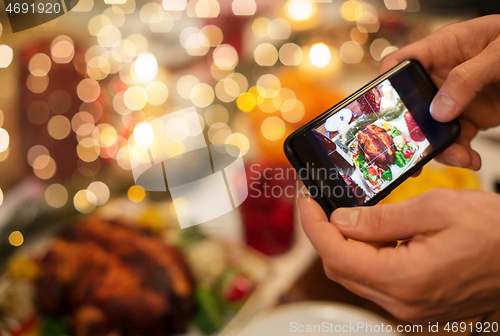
xmin=380 ymin=15 xmax=500 ymax=171
xmin=293 ymin=16 xmax=500 ymax=325
xmin=285 ymin=60 xmax=460 ymax=215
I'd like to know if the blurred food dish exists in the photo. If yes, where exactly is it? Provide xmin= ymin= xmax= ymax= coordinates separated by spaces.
xmin=0 ymin=198 xmax=270 ymax=336
xmin=236 ymin=301 xmax=401 ymax=336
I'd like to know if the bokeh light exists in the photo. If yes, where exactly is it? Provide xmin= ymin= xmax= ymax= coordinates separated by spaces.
xmin=145 ymin=81 xmax=168 ymax=105
xmin=200 ymin=25 xmax=223 ymax=47
xmin=51 ymin=36 xmax=75 ymax=63
xmin=252 ymin=17 xmax=270 ymax=38
xmin=97 ymin=25 xmax=122 ymax=48
xmin=225 ymin=133 xmax=250 ymax=156
xmin=236 ymin=92 xmax=256 ymax=112
xmin=0 ymin=45 xmax=14 ymax=68
xmin=261 ymin=116 xmax=286 ymax=141
xmin=180 ymin=27 xmax=210 ymax=56
xmin=341 ymin=0 xmax=361 ymax=21
xmin=0 ymin=128 xmax=9 ymax=152
xmin=340 ymin=41 xmax=364 ymax=63
xmin=381 ymin=46 xmax=399 ymax=59
xmin=77 ymin=78 xmax=101 ymax=102
xmin=33 ymin=156 xmax=56 ymax=180
xmin=27 ymin=145 xmax=49 ymax=167
xmin=27 ymin=75 xmax=49 ymax=94
xmin=190 ymin=83 xmax=215 ymax=108
xmin=370 ymin=38 xmax=391 ymax=60
xmin=384 ymin=0 xmax=407 ymax=10
xmin=45 ymin=184 xmax=68 ymax=208
xmin=77 ymin=138 xmax=100 ymax=162
xmin=47 ymin=115 xmax=71 ymax=140
xmin=87 ymin=181 xmax=110 ymax=206
xmin=309 ymin=42 xmax=331 ymax=68
xmin=124 ymin=86 xmax=148 ymax=110
xmin=74 ymin=189 xmax=96 ymax=213
xmin=232 ymin=0 xmax=256 ymax=16
xmin=9 ymin=231 xmax=24 ymax=247
xmin=279 ymin=43 xmax=303 ymax=66
xmin=281 ymin=99 xmax=305 ymax=123
xmin=132 ymin=53 xmax=158 ymax=82
xmin=134 ymin=122 xmax=155 ymax=147
xmin=268 ymin=19 xmax=292 ymax=40
xmin=128 ymin=185 xmax=146 ymax=202
xmin=213 ymin=44 xmax=238 ymax=70
xmin=162 ymin=0 xmax=186 ymax=11
xmin=208 ymin=122 xmax=231 ymax=144
xmin=350 ymin=27 xmax=368 ymax=44
xmin=257 ymin=74 xmax=281 ymax=98
xmin=205 ymin=105 xmax=229 ymax=125
xmin=29 ymin=53 xmax=52 ymax=77
xmin=285 ymin=0 xmax=316 ymax=22
xmin=254 ymin=43 xmax=278 ymax=66
xmin=177 ymin=75 xmax=200 ymax=99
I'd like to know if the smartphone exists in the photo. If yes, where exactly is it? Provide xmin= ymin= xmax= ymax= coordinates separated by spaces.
xmin=284 ymin=59 xmax=460 ymax=216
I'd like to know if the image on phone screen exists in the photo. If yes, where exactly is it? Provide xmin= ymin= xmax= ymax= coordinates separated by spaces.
xmin=308 ymin=79 xmax=434 ymax=205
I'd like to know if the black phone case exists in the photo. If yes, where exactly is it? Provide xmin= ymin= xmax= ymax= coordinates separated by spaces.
xmin=284 ymin=59 xmax=461 ymax=216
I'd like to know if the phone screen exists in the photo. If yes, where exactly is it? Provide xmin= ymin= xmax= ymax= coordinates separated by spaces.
xmin=305 ymin=78 xmax=434 ymax=206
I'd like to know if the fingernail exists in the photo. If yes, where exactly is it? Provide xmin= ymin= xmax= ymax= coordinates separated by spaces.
xmin=332 ymin=208 xmax=359 ymax=227
xmin=430 ymin=94 xmax=456 ymax=120
xmin=445 ymin=155 xmax=462 ymax=167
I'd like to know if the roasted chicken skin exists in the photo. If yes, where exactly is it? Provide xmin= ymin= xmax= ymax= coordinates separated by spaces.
xmin=356 ymin=124 xmax=396 ymax=168
xmin=37 ymin=218 xmax=194 ymax=336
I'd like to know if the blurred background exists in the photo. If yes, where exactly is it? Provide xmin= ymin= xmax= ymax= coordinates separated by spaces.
xmin=0 ymin=0 xmax=499 ymax=335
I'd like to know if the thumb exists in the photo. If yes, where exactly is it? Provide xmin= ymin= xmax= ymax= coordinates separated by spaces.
xmin=330 ymin=190 xmax=452 ymax=242
xmin=430 ymin=42 xmax=500 ymax=122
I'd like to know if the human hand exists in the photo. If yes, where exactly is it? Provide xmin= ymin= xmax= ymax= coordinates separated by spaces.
xmin=380 ymin=15 xmax=500 ymax=171
xmin=298 ymin=188 xmax=500 ymax=323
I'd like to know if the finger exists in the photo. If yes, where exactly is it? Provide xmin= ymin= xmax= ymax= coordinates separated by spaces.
xmin=379 ymin=39 xmax=433 ymax=75
xmin=297 ymin=195 xmax=396 ymax=284
xmin=434 ymin=118 xmax=481 ymax=170
xmin=330 ymin=190 xmax=453 ymax=242
xmin=430 ymin=42 xmax=500 ymax=122
xmin=434 ymin=143 xmax=481 ymax=171
xmin=323 ymin=264 xmax=398 ymax=306
xmin=297 ymin=192 xmax=329 ymax=224
xmin=412 ymin=168 xmax=422 ymax=178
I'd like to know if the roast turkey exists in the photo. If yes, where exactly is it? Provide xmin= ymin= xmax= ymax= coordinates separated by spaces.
xmin=356 ymin=124 xmax=396 ymax=169
xmin=36 ymin=218 xmax=194 ymax=336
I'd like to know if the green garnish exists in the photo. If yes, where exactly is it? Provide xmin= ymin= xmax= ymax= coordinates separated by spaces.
xmin=395 ymin=152 xmax=406 ymax=168
xmin=391 ymin=127 xmax=399 ymax=138
xmin=382 ymin=169 xmax=392 ymax=181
